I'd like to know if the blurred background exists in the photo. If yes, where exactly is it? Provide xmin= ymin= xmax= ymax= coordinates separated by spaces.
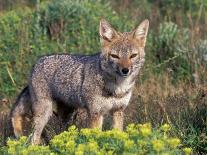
xmin=0 ymin=0 xmax=206 ymax=153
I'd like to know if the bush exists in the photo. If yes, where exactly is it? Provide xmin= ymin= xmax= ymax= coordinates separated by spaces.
xmin=148 ymin=22 xmax=192 ymax=82
xmin=197 ymin=39 xmax=207 ymax=67
xmin=41 ymin=0 xmax=134 ymax=53
xmin=0 ymin=7 xmax=56 ymax=97
xmin=1 ymin=124 xmax=192 ymax=155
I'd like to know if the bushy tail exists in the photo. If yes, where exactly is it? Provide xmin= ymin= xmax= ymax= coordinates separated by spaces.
xmin=11 ymin=86 xmax=31 ymax=114
xmin=0 ymin=112 xmax=13 ymax=146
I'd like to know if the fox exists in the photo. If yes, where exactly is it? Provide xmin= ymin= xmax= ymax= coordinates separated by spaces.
xmin=11 ymin=19 xmax=149 ymax=145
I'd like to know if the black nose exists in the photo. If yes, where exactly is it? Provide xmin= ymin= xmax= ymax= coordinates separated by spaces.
xmin=121 ymin=68 xmax=129 ymax=75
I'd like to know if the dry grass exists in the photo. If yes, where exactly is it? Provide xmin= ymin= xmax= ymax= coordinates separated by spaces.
xmin=125 ymin=72 xmax=207 ymax=124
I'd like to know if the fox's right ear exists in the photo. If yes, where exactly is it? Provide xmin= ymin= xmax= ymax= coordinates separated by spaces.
xmin=99 ymin=19 xmax=117 ymax=46
xmin=132 ymin=19 xmax=149 ymax=47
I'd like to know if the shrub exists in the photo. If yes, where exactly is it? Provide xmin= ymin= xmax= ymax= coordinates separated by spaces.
xmin=148 ymin=22 xmax=192 ymax=82
xmin=1 ymin=124 xmax=192 ymax=155
xmin=197 ymin=39 xmax=207 ymax=67
xmin=40 ymin=0 xmax=134 ymax=54
xmin=0 ymin=7 xmax=55 ymax=97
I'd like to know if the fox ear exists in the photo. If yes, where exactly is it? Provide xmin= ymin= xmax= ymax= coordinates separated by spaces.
xmin=99 ymin=19 xmax=117 ymax=45
xmin=133 ymin=19 xmax=149 ymax=47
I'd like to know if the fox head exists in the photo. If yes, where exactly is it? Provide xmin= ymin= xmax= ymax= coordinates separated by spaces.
xmin=99 ymin=19 xmax=149 ymax=78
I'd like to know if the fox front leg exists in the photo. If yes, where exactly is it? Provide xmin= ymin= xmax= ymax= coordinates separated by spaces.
xmin=11 ymin=114 xmax=24 ymax=138
xmin=112 ymin=109 xmax=124 ymax=131
xmin=89 ymin=112 xmax=103 ymax=130
xmin=31 ymin=99 xmax=53 ymax=145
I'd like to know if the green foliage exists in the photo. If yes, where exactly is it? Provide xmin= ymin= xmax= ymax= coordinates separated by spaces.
xmin=148 ymin=22 xmax=192 ymax=81
xmin=171 ymin=96 xmax=207 ymax=153
xmin=41 ymin=0 xmax=134 ymax=54
xmin=0 ymin=7 xmax=55 ymax=97
xmin=1 ymin=124 xmax=192 ymax=155
xmin=197 ymin=39 xmax=207 ymax=66
xmin=154 ymin=0 xmax=207 ymax=18
xmin=6 ymin=137 xmax=51 ymax=155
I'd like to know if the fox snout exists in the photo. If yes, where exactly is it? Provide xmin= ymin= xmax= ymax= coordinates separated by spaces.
xmin=118 ymin=59 xmax=132 ymax=77
xmin=121 ymin=68 xmax=130 ymax=75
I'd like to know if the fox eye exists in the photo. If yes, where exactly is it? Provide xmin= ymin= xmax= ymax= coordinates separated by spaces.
xmin=130 ymin=54 xmax=138 ymax=59
xmin=110 ymin=54 xmax=120 ymax=59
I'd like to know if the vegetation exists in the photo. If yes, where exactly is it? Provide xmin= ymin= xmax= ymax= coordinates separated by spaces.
xmin=0 ymin=0 xmax=206 ymax=154
xmin=0 ymin=124 xmax=192 ymax=155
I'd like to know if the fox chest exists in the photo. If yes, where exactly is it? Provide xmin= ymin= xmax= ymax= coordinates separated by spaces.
xmin=87 ymin=91 xmax=132 ymax=114
xmin=82 ymin=71 xmax=135 ymax=113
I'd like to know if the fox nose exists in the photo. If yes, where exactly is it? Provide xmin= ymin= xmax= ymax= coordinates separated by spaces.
xmin=121 ymin=68 xmax=129 ymax=75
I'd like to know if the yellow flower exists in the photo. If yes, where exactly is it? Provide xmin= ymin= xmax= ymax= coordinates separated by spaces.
xmin=137 ymin=140 xmax=147 ymax=148
xmin=107 ymin=151 xmax=114 ymax=155
xmin=76 ymin=144 xmax=85 ymax=152
xmin=19 ymin=136 xmax=27 ymax=143
xmin=8 ymin=147 xmax=16 ymax=154
xmin=22 ymin=149 xmax=29 ymax=155
xmin=66 ymin=140 xmax=75 ymax=152
xmin=161 ymin=124 xmax=171 ymax=132
xmin=7 ymin=140 xmax=18 ymax=147
xmin=124 ymin=140 xmax=135 ymax=150
xmin=96 ymin=149 xmax=106 ymax=155
xmin=152 ymin=140 xmax=164 ymax=152
xmin=4 ymin=123 xmax=188 ymax=154
xmin=139 ymin=123 xmax=152 ymax=137
xmin=88 ymin=140 xmax=99 ymax=152
xmin=113 ymin=129 xmax=128 ymax=140
xmin=75 ymin=151 xmax=84 ymax=155
xmin=81 ymin=128 xmax=91 ymax=137
xmin=68 ymin=125 xmax=77 ymax=131
xmin=126 ymin=124 xmax=139 ymax=137
xmin=183 ymin=147 xmax=192 ymax=155
xmin=167 ymin=138 xmax=180 ymax=148
xmin=68 ymin=125 xmax=78 ymax=137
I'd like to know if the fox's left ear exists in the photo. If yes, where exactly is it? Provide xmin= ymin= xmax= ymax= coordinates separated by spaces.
xmin=132 ymin=19 xmax=149 ymax=47
xmin=99 ymin=18 xmax=118 ymax=46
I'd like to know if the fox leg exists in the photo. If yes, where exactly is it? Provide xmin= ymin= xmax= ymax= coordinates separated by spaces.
xmin=11 ymin=112 xmax=24 ymax=138
xmin=11 ymin=87 xmax=31 ymax=138
xmin=31 ymin=99 xmax=52 ymax=145
xmin=112 ymin=109 xmax=124 ymax=131
xmin=89 ymin=112 xmax=103 ymax=129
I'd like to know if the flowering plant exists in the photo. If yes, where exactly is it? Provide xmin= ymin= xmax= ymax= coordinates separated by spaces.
xmin=1 ymin=123 xmax=192 ymax=155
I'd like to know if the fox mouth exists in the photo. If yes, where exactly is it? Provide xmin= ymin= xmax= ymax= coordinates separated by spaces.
xmin=121 ymin=74 xmax=129 ymax=78
xmin=120 ymin=73 xmax=130 ymax=78
xmin=116 ymin=70 xmax=131 ymax=78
